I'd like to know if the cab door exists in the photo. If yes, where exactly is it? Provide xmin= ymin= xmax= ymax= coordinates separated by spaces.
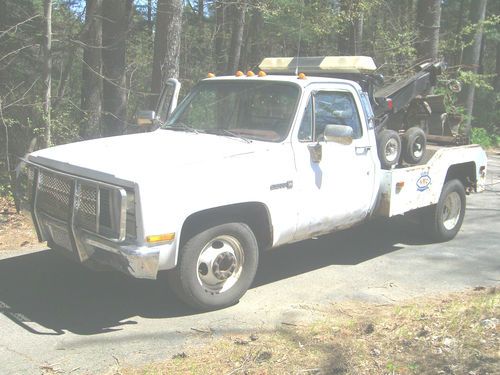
xmin=292 ymin=87 xmax=377 ymax=240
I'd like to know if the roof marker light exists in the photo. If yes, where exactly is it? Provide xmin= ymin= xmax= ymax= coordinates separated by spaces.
xmin=258 ymin=71 xmax=267 ymax=77
xmin=246 ymin=70 xmax=255 ymax=77
xmin=235 ymin=71 xmax=244 ymax=77
xmin=207 ymin=72 xmax=215 ymax=78
xmin=298 ymin=72 xmax=307 ymax=80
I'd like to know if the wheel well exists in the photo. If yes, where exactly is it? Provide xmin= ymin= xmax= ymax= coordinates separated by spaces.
xmin=445 ymin=162 xmax=476 ymax=191
xmin=180 ymin=202 xmax=273 ymax=251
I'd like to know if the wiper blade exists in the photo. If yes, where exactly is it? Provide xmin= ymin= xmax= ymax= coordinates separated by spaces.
xmin=205 ymin=128 xmax=252 ymax=143
xmin=166 ymin=122 xmax=201 ymax=134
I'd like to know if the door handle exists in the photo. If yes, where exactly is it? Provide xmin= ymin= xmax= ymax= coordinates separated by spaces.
xmin=355 ymin=146 xmax=371 ymax=153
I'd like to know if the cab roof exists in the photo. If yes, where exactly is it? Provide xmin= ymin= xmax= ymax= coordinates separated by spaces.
xmin=202 ymin=74 xmax=363 ymax=91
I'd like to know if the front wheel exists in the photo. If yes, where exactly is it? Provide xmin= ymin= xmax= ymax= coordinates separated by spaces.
xmin=167 ymin=223 xmax=259 ymax=310
xmin=422 ymin=179 xmax=466 ymax=242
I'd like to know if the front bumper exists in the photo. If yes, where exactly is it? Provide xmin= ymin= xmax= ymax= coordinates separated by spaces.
xmin=28 ymin=163 xmax=161 ymax=279
xmin=81 ymin=233 xmax=160 ymax=279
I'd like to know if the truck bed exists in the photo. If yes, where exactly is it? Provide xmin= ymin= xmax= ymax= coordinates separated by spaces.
xmin=375 ymin=144 xmax=487 ymax=217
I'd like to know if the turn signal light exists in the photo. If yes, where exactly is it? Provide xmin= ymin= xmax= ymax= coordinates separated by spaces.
xmin=396 ymin=181 xmax=405 ymax=193
xmin=146 ymin=233 xmax=175 ymax=243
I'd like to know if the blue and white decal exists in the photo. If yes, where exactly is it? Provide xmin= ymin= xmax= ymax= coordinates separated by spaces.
xmin=416 ymin=172 xmax=431 ymax=192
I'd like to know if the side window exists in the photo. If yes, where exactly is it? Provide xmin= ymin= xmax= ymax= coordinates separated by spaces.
xmin=298 ymin=99 xmax=313 ymax=141
xmin=314 ymin=91 xmax=362 ymax=140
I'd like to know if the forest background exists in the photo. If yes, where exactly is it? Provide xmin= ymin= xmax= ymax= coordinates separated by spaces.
xmin=0 ymin=0 xmax=499 ymax=195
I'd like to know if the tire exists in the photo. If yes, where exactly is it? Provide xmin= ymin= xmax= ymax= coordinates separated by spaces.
xmin=422 ymin=179 xmax=466 ymax=242
xmin=167 ymin=223 xmax=259 ymax=310
xmin=402 ymin=127 xmax=426 ymax=165
xmin=377 ymin=129 xmax=401 ymax=169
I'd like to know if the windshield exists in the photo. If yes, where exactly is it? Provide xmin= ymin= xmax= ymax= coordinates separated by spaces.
xmin=163 ymin=81 xmax=300 ymax=142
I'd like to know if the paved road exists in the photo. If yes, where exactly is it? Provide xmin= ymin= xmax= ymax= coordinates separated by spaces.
xmin=1 ymin=153 xmax=499 ymax=374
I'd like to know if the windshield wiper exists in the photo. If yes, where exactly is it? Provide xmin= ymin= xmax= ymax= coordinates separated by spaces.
xmin=205 ymin=128 xmax=252 ymax=143
xmin=165 ymin=122 xmax=201 ymax=134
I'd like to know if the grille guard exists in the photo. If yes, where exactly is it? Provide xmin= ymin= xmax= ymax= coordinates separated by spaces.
xmin=27 ymin=162 xmax=128 ymax=262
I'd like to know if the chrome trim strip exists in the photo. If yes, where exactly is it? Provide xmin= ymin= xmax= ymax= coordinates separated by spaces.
xmin=68 ymin=180 xmax=85 ymax=261
xmin=96 ymin=187 xmax=100 ymax=234
xmin=117 ymin=188 xmax=127 ymax=242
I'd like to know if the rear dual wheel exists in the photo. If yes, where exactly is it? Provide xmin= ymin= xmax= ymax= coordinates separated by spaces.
xmin=422 ymin=179 xmax=466 ymax=242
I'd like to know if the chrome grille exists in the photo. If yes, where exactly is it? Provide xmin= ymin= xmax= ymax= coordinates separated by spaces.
xmin=75 ymin=183 xmax=98 ymax=232
xmin=37 ymin=171 xmax=71 ymax=220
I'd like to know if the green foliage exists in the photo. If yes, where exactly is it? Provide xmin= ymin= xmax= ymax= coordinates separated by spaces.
xmin=458 ymin=71 xmax=494 ymax=90
xmin=471 ymin=127 xmax=498 ymax=149
xmin=1 ymin=0 xmax=499 ymax=163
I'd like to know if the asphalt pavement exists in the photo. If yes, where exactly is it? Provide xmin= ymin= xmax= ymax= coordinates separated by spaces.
xmin=1 ymin=153 xmax=499 ymax=374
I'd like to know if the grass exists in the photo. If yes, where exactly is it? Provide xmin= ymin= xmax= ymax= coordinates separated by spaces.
xmin=115 ymin=288 xmax=499 ymax=375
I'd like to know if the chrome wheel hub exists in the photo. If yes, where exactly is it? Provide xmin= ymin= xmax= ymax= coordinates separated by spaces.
xmin=385 ymin=139 xmax=399 ymax=162
xmin=412 ymin=137 xmax=424 ymax=159
xmin=212 ymin=252 xmax=237 ymax=280
xmin=442 ymin=191 xmax=461 ymax=230
xmin=196 ymin=235 xmax=244 ymax=294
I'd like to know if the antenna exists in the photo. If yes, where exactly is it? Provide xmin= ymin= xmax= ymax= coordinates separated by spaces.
xmin=295 ymin=0 xmax=305 ymax=75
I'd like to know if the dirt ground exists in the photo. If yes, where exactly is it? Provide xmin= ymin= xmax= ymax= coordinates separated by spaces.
xmin=0 ymin=196 xmax=41 ymax=251
xmin=119 ymin=288 xmax=499 ymax=375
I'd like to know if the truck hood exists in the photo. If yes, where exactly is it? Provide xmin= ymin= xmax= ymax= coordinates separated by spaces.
xmin=28 ymin=130 xmax=271 ymax=185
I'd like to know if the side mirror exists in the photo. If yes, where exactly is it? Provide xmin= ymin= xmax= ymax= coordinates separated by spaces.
xmin=135 ymin=110 xmax=156 ymax=127
xmin=324 ymin=124 xmax=353 ymax=145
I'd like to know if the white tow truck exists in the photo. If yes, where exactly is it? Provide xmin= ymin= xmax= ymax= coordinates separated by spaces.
xmin=26 ymin=57 xmax=487 ymax=310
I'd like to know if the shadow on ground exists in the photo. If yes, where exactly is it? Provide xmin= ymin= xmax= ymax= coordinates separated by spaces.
xmin=0 ymin=216 xmax=422 ymax=336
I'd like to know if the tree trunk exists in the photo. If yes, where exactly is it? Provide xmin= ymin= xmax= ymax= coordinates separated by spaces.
xmin=496 ymin=41 xmax=500 ymax=94
xmin=198 ymin=0 xmax=204 ymax=22
xmin=42 ymin=0 xmax=52 ymax=148
xmin=147 ymin=0 xmax=153 ymax=35
xmin=248 ymin=6 xmax=264 ymax=68
xmin=458 ymin=0 xmax=488 ymax=137
xmin=214 ymin=0 xmax=226 ymax=74
xmin=337 ymin=0 xmax=363 ymax=55
xmin=353 ymin=11 xmax=363 ymax=55
xmin=415 ymin=0 xmax=442 ymax=61
xmin=102 ymin=0 xmax=132 ymax=137
xmin=151 ymin=0 xmax=183 ymax=107
xmin=226 ymin=0 xmax=246 ymax=74
xmin=337 ymin=0 xmax=350 ymax=55
xmin=80 ymin=0 xmax=102 ymax=139
xmin=453 ymin=0 xmax=466 ymax=66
